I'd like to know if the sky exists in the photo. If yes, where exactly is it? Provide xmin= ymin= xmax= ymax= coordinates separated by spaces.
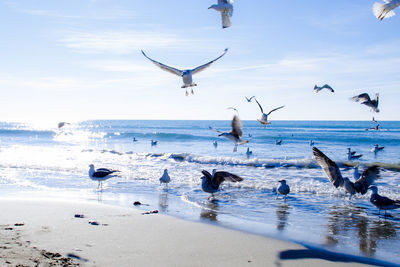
xmin=0 ymin=0 xmax=399 ymax=122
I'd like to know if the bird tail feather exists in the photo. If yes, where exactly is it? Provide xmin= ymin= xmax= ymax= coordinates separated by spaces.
xmin=373 ymin=2 xmax=396 ymax=20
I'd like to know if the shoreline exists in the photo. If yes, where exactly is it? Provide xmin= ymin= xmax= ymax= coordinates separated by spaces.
xmin=0 ymin=197 xmax=396 ymax=266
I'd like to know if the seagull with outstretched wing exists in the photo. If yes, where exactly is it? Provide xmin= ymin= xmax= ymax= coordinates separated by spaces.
xmin=351 ymin=93 xmax=380 ymax=113
xmin=141 ymin=49 xmax=228 ymax=96
xmin=254 ymin=99 xmax=284 ymax=126
xmin=313 ymin=147 xmax=380 ymax=200
xmin=201 ymin=169 xmax=243 ymax=198
xmin=210 ymin=115 xmax=248 ymax=152
xmin=245 ymin=96 xmax=256 ymax=102
xmin=314 ymin=84 xmax=334 ymax=93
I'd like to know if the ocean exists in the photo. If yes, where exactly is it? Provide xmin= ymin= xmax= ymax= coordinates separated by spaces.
xmin=0 ymin=120 xmax=399 ymax=264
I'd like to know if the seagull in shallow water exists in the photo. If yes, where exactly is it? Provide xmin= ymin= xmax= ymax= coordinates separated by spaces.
xmin=353 ymin=166 xmax=361 ymax=180
xmin=213 ymin=140 xmax=218 ymax=148
xmin=369 ymin=186 xmax=400 ymax=216
xmin=141 ymin=49 xmax=228 ymax=96
xmin=314 ymin=84 xmax=334 ymax=93
xmin=209 ymin=115 xmax=248 ymax=152
xmin=208 ymin=0 xmax=234 ymax=28
xmin=201 ymin=169 xmax=243 ymax=198
xmin=351 ymin=93 xmax=380 ymax=113
xmin=151 ymin=140 xmax=158 ymax=146
xmin=159 ymin=169 xmax=171 ymax=186
xmin=347 ymin=148 xmax=363 ymax=160
xmin=372 ymin=144 xmax=385 ymax=154
xmin=276 ymin=139 xmax=282 ymax=145
xmin=88 ymin=164 xmax=120 ymax=189
xmin=246 ymin=147 xmax=252 ymax=158
xmin=245 ymin=96 xmax=256 ymax=102
xmin=254 ymin=99 xmax=284 ymax=126
xmin=373 ymin=0 xmax=400 ymax=20
xmin=313 ymin=147 xmax=380 ymax=200
xmin=276 ymin=180 xmax=290 ymax=200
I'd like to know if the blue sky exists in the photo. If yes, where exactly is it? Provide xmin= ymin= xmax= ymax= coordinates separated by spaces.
xmin=0 ymin=0 xmax=399 ymax=122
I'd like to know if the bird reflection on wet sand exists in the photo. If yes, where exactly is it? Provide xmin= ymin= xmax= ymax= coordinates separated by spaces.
xmin=276 ymin=202 xmax=290 ymax=231
xmin=200 ymin=201 xmax=219 ymax=222
xmin=158 ymin=190 xmax=169 ymax=212
xmin=325 ymin=204 xmax=399 ymax=257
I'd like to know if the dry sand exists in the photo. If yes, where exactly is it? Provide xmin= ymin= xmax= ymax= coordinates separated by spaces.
xmin=0 ymin=197 xmax=390 ymax=267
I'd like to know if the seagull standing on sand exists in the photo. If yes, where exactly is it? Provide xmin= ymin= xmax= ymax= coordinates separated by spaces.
xmin=351 ymin=93 xmax=380 ymax=113
xmin=88 ymin=164 xmax=120 ymax=189
xmin=210 ymin=115 xmax=248 ymax=152
xmin=159 ymin=169 xmax=171 ymax=186
xmin=347 ymin=148 xmax=363 ymax=160
xmin=276 ymin=180 xmax=290 ymax=200
xmin=141 ymin=49 xmax=228 ymax=96
xmin=314 ymin=84 xmax=334 ymax=93
xmin=369 ymin=186 xmax=400 ymax=216
xmin=373 ymin=0 xmax=400 ymax=20
xmin=208 ymin=0 xmax=234 ymax=28
xmin=245 ymin=96 xmax=256 ymax=102
xmin=254 ymin=99 xmax=284 ymax=126
xmin=313 ymin=147 xmax=380 ymax=200
xmin=201 ymin=169 xmax=243 ymax=199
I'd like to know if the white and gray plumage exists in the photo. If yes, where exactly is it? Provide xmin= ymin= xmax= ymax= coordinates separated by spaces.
xmin=88 ymin=164 xmax=120 ymax=189
xmin=208 ymin=0 xmax=234 ymax=28
xmin=254 ymin=99 xmax=284 ymax=126
xmin=347 ymin=148 xmax=363 ymax=160
xmin=313 ymin=147 xmax=380 ymax=200
xmin=351 ymin=93 xmax=380 ymax=113
xmin=209 ymin=115 xmax=248 ymax=152
xmin=314 ymin=84 xmax=334 ymax=93
xmin=141 ymin=49 xmax=228 ymax=96
xmin=245 ymin=96 xmax=256 ymax=102
xmin=159 ymin=169 xmax=171 ymax=186
xmin=276 ymin=180 xmax=290 ymax=200
xmin=369 ymin=186 xmax=400 ymax=216
xmin=373 ymin=0 xmax=400 ymax=20
xmin=201 ymin=169 xmax=243 ymax=198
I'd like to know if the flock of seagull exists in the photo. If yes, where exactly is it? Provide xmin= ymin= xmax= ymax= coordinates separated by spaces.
xmin=87 ymin=0 xmax=399 ymax=216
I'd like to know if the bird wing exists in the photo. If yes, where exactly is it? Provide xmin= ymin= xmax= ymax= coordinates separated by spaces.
xmin=221 ymin=11 xmax=232 ymax=28
xmin=266 ymin=105 xmax=285 ymax=116
xmin=213 ymin=171 xmax=243 ymax=187
xmin=191 ymin=48 xmax=228 ymax=75
xmin=351 ymin=93 xmax=371 ymax=103
xmin=92 ymin=170 xmax=114 ymax=178
xmin=209 ymin=126 xmax=224 ymax=134
xmin=254 ymin=99 xmax=264 ymax=114
xmin=323 ymin=84 xmax=334 ymax=92
xmin=201 ymin=170 xmax=213 ymax=184
xmin=141 ymin=50 xmax=183 ymax=76
xmin=231 ymin=115 xmax=243 ymax=138
xmin=351 ymin=151 xmax=356 ymax=156
xmin=312 ymin=147 xmax=344 ymax=188
xmin=354 ymin=166 xmax=380 ymax=195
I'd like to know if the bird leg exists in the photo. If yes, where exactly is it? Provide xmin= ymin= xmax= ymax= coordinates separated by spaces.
xmin=185 ymin=90 xmax=188 ymax=96
xmin=233 ymin=145 xmax=238 ymax=152
xmin=191 ymin=88 xmax=194 ymax=94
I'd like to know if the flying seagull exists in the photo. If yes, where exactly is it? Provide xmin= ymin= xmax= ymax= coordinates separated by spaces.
xmin=313 ymin=147 xmax=380 ymax=200
xmin=88 ymin=164 xmax=120 ymax=189
xmin=314 ymin=84 xmax=334 ymax=93
xmin=208 ymin=0 xmax=234 ymax=28
xmin=369 ymin=186 xmax=400 ymax=216
xmin=227 ymin=107 xmax=239 ymax=115
xmin=254 ymin=99 xmax=284 ymax=126
xmin=141 ymin=48 xmax=228 ymax=96
xmin=373 ymin=0 xmax=400 ymax=20
xmin=276 ymin=180 xmax=290 ymax=200
xmin=210 ymin=115 xmax=248 ymax=152
xmin=245 ymin=96 xmax=256 ymax=102
xmin=201 ymin=169 xmax=243 ymax=198
xmin=351 ymin=93 xmax=380 ymax=113
xmin=159 ymin=169 xmax=171 ymax=186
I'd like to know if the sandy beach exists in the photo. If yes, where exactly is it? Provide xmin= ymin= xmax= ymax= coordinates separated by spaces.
xmin=0 ymin=197 xmax=392 ymax=267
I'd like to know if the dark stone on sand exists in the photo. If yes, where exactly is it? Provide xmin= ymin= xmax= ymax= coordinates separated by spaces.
xmin=4 ymin=227 xmax=13 ymax=231
xmin=133 ymin=201 xmax=142 ymax=206
xmin=88 ymin=221 xmax=99 ymax=226
xmin=67 ymin=253 xmax=89 ymax=262
xmin=74 ymin=214 xmax=85 ymax=218
xmin=142 ymin=210 xmax=159 ymax=215
xmin=14 ymin=223 xmax=24 ymax=226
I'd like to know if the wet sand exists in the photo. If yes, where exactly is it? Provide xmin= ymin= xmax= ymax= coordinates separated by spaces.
xmin=0 ymin=197 xmax=391 ymax=267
